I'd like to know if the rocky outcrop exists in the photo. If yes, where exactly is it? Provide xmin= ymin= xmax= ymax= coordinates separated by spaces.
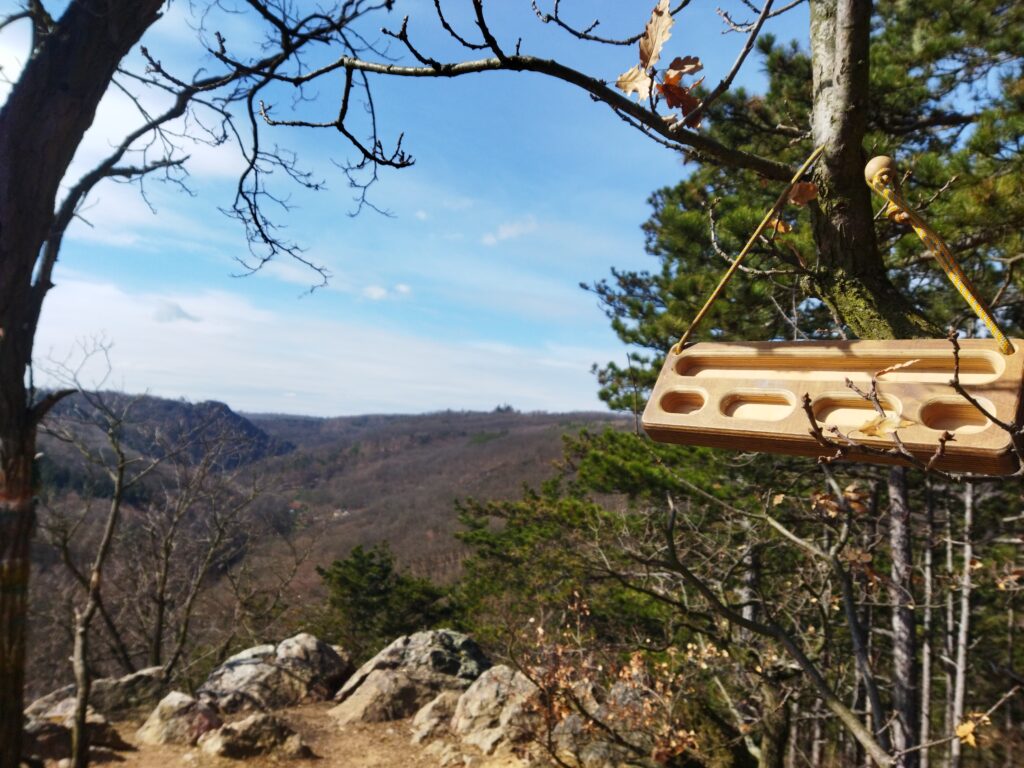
xmin=330 ymin=630 xmax=490 ymax=725
xmin=90 ymin=666 xmax=166 ymax=718
xmin=198 ymin=713 xmax=313 ymax=759
xmin=451 ymin=665 xmax=537 ymax=756
xmin=25 ymin=666 xmax=165 ymax=721
xmin=135 ymin=691 xmax=222 ymax=746
xmin=198 ymin=632 xmax=352 ymax=712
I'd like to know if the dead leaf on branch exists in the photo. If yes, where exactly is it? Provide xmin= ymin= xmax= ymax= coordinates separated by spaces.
xmin=617 ymin=0 xmax=678 ymax=103
xmin=766 ymin=216 xmax=792 ymax=235
xmin=665 ymin=55 xmax=703 ymax=79
xmin=657 ymin=75 xmax=704 ymax=126
xmin=658 ymin=80 xmax=698 ymax=111
xmin=955 ymin=713 xmax=990 ymax=748
xmin=616 ymin=64 xmax=652 ymax=101
xmin=955 ymin=720 xmax=976 ymax=747
xmin=842 ymin=548 xmax=873 ymax=565
xmin=639 ymin=0 xmax=673 ymax=70
xmin=811 ymin=492 xmax=840 ymax=518
xmin=855 ymin=414 xmax=916 ymax=438
xmin=788 ymin=181 xmax=818 ymax=206
xmin=843 ymin=483 xmax=870 ymax=515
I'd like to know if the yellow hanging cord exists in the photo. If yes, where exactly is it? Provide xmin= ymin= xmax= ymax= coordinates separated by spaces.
xmin=671 ymin=145 xmax=825 ymax=355
xmin=865 ymin=156 xmax=1014 ymax=355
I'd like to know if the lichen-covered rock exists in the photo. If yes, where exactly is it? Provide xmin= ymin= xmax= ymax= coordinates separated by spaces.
xmin=136 ymin=691 xmax=222 ymax=746
xmin=198 ymin=632 xmax=352 ymax=712
xmin=410 ymin=689 xmax=461 ymax=745
xmin=198 ymin=713 xmax=312 ymax=759
xmin=451 ymin=665 xmax=537 ymax=755
xmin=330 ymin=630 xmax=490 ymax=725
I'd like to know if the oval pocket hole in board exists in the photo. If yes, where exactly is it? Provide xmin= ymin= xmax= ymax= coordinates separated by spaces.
xmin=660 ymin=390 xmax=705 ymax=415
xmin=919 ymin=399 xmax=993 ymax=435
xmin=720 ymin=391 xmax=795 ymax=421
xmin=812 ymin=395 xmax=900 ymax=428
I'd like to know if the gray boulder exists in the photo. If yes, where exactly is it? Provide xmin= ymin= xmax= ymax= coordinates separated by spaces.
xmin=135 ymin=691 xmax=222 ymax=746
xmin=25 ymin=666 xmax=166 ymax=721
xmin=411 ymin=689 xmax=461 ymax=745
xmin=330 ymin=629 xmax=490 ymax=725
xmin=198 ymin=713 xmax=313 ymax=759
xmin=90 ymin=666 xmax=166 ymax=718
xmin=198 ymin=632 xmax=352 ymax=712
xmin=451 ymin=665 xmax=537 ymax=755
xmin=24 ymin=685 xmax=74 ymax=720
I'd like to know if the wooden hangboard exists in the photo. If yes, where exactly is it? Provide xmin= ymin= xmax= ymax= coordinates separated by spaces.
xmin=642 ymin=339 xmax=1024 ymax=475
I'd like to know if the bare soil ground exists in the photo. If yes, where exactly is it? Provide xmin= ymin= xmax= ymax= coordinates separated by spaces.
xmin=108 ymin=702 xmax=446 ymax=768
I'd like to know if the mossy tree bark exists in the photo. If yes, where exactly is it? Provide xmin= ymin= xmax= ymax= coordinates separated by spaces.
xmin=806 ymin=0 xmax=937 ymax=339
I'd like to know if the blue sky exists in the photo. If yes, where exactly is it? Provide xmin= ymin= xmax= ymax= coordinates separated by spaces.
xmin=2 ymin=1 xmax=808 ymax=416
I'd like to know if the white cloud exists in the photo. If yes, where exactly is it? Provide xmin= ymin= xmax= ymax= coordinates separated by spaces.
xmin=153 ymin=301 xmax=200 ymax=323
xmin=414 ymin=210 xmax=429 ymax=221
xmin=362 ymin=285 xmax=388 ymax=300
xmin=259 ymin=257 xmax=346 ymax=292
xmin=34 ymin=277 xmax=614 ymax=416
xmin=394 ymin=283 xmax=412 ymax=295
xmin=481 ymin=215 xmax=538 ymax=246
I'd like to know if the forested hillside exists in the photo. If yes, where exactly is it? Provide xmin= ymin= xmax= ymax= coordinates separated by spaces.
xmin=26 ymin=395 xmax=625 ymax=699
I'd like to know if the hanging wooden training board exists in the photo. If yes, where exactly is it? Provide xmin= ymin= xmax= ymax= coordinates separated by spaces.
xmin=642 ymin=339 xmax=1024 ymax=475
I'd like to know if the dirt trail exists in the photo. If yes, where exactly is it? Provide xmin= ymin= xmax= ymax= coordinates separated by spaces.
xmin=110 ymin=702 xmax=445 ymax=767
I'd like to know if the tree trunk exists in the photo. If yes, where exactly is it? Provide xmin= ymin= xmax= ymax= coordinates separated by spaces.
xmin=810 ymin=698 xmax=825 ymax=767
xmin=1004 ymin=599 xmax=1015 ymax=768
xmin=949 ymin=484 xmax=975 ymax=768
xmin=919 ymin=485 xmax=935 ymax=768
xmin=0 ymin=438 xmax=35 ymax=768
xmin=71 ymin=456 xmax=126 ymax=768
xmin=888 ymin=467 xmax=919 ymax=765
xmin=943 ymin=503 xmax=956 ymax=765
xmin=0 ymin=3 xmax=163 ymax=764
xmin=757 ymin=684 xmax=790 ymax=768
xmin=806 ymin=0 xmax=935 ymax=339
xmin=70 ymin=611 xmax=91 ymax=768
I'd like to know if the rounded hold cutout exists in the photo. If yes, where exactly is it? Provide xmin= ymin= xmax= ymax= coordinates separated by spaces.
xmin=660 ymin=390 xmax=705 ymax=415
xmin=919 ymin=399 xmax=993 ymax=435
xmin=720 ymin=391 xmax=795 ymax=421
xmin=812 ymin=394 xmax=900 ymax=428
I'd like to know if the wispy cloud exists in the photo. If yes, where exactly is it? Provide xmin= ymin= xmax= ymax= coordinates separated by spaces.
xmin=153 ymin=301 xmax=200 ymax=323
xmin=35 ymin=277 xmax=612 ymax=416
xmin=414 ymin=210 xmax=429 ymax=221
xmin=481 ymin=215 xmax=538 ymax=246
xmin=362 ymin=283 xmax=412 ymax=301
